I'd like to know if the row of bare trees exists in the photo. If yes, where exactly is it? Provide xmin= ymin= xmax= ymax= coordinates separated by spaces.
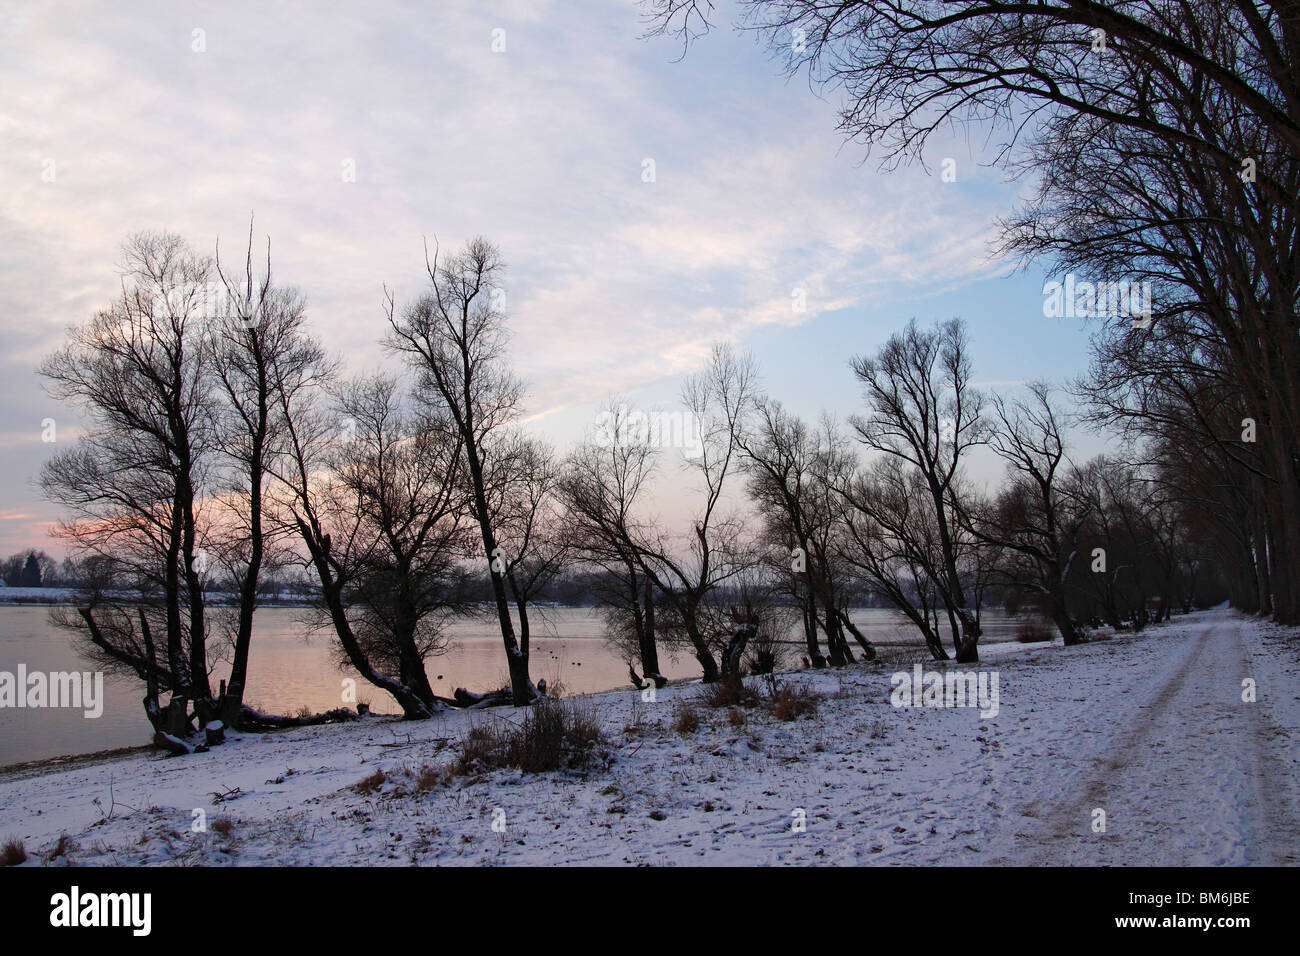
xmin=646 ymin=0 xmax=1300 ymax=628
xmin=38 ymin=227 xmax=1233 ymax=752
xmin=563 ymin=317 xmax=1217 ymax=671
xmin=38 ymin=231 xmax=560 ymax=745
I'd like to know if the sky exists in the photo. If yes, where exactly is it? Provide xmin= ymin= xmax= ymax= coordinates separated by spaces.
xmin=0 ymin=0 xmax=1105 ymax=560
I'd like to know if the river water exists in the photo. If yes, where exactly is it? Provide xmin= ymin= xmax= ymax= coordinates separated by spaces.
xmin=0 ymin=605 xmax=1022 ymax=766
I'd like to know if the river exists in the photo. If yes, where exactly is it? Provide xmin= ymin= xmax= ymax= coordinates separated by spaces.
xmin=0 ymin=604 xmax=1022 ymax=766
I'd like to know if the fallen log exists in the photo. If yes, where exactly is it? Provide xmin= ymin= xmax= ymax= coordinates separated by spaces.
xmin=153 ymin=731 xmax=192 ymax=757
xmin=453 ymin=687 xmax=520 ymax=709
xmin=628 ymin=665 xmax=669 ymax=690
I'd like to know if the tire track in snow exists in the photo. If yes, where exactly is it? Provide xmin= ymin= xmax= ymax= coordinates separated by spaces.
xmin=1022 ymin=612 xmax=1298 ymax=864
xmin=1226 ymin=615 xmax=1300 ymax=865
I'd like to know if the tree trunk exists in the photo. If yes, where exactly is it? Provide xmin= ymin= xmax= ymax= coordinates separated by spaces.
xmin=954 ymin=609 xmax=980 ymax=663
xmin=138 ymin=608 xmax=160 ymax=708
xmin=640 ymin=577 xmax=665 ymax=684
xmin=463 ymin=426 xmax=534 ymax=705
xmin=803 ymin=568 xmax=825 ymax=667
xmin=685 ymin=606 xmax=720 ymax=683
xmin=837 ymin=609 xmax=876 ymax=661
xmin=720 ymin=624 xmax=755 ymax=678
xmin=1048 ymin=589 xmax=1081 ymax=646
xmin=821 ymin=605 xmax=846 ymax=666
xmin=297 ymin=517 xmax=437 ymax=719
xmin=1252 ymin=485 xmax=1271 ymax=615
xmin=1266 ymin=401 xmax=1300 ymax=623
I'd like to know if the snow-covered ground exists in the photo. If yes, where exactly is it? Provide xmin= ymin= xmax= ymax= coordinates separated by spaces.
xmin=0 ymin=586 xmax=313 ymax=606
xmin=1 ymin=608 xmax=1296 ymax=866
xmin=0 ymin=587 xmax=80 ymax=604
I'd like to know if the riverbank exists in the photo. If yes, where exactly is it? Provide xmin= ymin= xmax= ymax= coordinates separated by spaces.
xmin=1 ymin=608 xmax=1296 ymax=866
xmin=0 ymin=605 xmax=1029 ymax=766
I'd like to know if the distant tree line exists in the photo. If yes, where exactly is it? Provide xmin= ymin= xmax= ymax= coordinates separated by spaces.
xmin=38 ymin=223 xmax=1243 ymax=758
xmin=1 ymin=550 xmax=58 ymax=588
xmin=48 ymin=0 xmax=1300 ymax=747
xmin=642 ymin=0 xmax=1299 ymax=626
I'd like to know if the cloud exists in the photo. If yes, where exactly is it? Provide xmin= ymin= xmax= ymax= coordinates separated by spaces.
xmin=0 ymin=0 xmax=1024 ymax=553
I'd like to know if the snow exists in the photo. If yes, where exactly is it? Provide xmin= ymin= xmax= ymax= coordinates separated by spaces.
xmin=0 ymin=587 xmax=311 ymax=606
xmin=1 ymin=608 xmax=1296 ymax=866
xmin=0 ymin=587 xmax=80 ymax=603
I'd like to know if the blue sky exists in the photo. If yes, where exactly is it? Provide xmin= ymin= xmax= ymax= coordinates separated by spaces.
xmin=0 ymin=0 xmax=1105 ymax=557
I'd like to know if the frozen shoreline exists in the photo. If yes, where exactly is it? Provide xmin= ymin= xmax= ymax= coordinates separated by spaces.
xmin=0 ymin=604 xmax=1027 ymax=767
xmin=1 ymin=607 xmax=1297 ymax=866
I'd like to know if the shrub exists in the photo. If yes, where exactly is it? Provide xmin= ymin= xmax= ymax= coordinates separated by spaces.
xmin=210 ymin=818 xmax=234 ymax=836
xmin=352 ymin=769 xmax=388 ymax=794
xmin=456 ymin=698 xmax=605 ymax=775
xmin=413 ymin=763 xmax=446 ymax=792
xmin=1016 ymin=618 xmax=1055 ymax=643
xmin=770 ymin=682 xmax=819 ymax=721
xmin=457 ymin=724 xmax=499 ymax=772
xmin=0 ymin=839 xmax=26 ymax=867
xmin=700 ymin=675 xmax=758 ymax=709
xmin=510 ymin=698 xmax=573 ymax=773
xmin=44 ymin=833 xmax=73 ymax=862
xmin=673 ymin=703 xmax=701 ymax=735
xmin=746 ymin=648 xmax=779 ymax=676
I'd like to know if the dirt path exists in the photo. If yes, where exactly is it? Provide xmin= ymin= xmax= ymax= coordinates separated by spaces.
xmin=1023 ymin=611 xmax=1299 ymax=865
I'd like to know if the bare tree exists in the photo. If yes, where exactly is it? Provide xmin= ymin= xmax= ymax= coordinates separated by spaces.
xmin=835 ymin=451 xmax=954 ymax=660
xmin=960 ymin=383 xmax=1091 ymax=645
xmin=848 ymin=318 xmax=986 ymax=661
xmin=738 ymin=399 xmax=875 ymax=666
xmin=559 ymin=402 xmax=667 ymax=688
xmin=206 ymin=224 xmax=333 ymax=722
xmin=277 ymin=374 xmax=471 ymax=718
xmin=645 ymin=2 xmax=1300 ymax=170
xmin=1001 ymin=61 xmax=1300 ymax=623
xmin=646 ymin=0 xmax=1300 ymax=624
xmin=40 ymin=232 xmax=218 ymax=742
xmin=384 ymin=237 xmax=538 ymax=704
xmin=634 ymin=344 xmax=761 ymax=682
xmin=471 ymin=433 xmax=571 ymax=700
xmin=1061 ymin=455 xmax=1173 ymax=629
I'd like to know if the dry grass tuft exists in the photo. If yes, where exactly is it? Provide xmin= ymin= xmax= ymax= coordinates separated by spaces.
xmin=0 ymin=839 xmax=27 ymax=867
xmin=455 ymin=698 xmax=606 ymax=775
xmin=352 ymin=768 xmax=389 ymax=794
xmin=413 ymin=763 xmax=448 ymax=792
xmin=700 ymin=675 xmax=759 ymax=709
xmin=44 ymin=833 xmax=74 ymax=862
xmin=673 ymin=703 xmax=701 ymax=735
xmin=770 ymin=682 xmax=820 ymax=721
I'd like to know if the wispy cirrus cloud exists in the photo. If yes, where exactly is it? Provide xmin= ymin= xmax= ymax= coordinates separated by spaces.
xmin=0 ymin=0 xmax=1022 ymax=554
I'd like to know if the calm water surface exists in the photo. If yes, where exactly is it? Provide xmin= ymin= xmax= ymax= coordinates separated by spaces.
xmin=0 ymin=605 xmax=1020 ymax=766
